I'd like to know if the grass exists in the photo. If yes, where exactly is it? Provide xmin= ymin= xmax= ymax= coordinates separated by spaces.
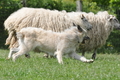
xmin=0 ymin=49 xmax=120 ymax=80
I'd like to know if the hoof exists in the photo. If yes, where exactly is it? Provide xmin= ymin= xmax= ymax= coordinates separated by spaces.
xmin=88 ymin=59 xmax=94 ymax=63
xmin=85 ymin=59 xmax=94 ymax=63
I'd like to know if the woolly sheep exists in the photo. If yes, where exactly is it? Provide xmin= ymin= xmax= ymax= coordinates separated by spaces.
xmin=78 ymin=11 xmax=120 ymax=59
xmin=10 ymin=25 xmax=93 ymax=64
xmin=4 ymin=7 xmax=93 ymax=59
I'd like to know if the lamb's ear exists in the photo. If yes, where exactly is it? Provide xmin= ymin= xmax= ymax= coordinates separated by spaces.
xmin=73 ymin=23 xmax=76 ymax=26
xmin=77 ymin=25 xmax=83 ymax=32
xmin=81 ymin=14 xmax=85 ymax=19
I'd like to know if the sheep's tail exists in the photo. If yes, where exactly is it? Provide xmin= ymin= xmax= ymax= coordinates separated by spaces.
xmin=5 ymin=31 xmax=15 ymax=45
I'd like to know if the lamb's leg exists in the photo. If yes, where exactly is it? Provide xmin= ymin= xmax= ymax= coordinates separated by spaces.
xmin=69 ymin=52 xmax=94 ymax=63
xmin=25 ymin=53 xmax=30 ymax=58
xmin=92 ymin=49 xmax=97 ymax=59
xmin=7 ymin=48 xmax=19 ymax=59
xmin=12 ymin=48 xmax=29 ymax=62
xmin=54 ymin=51 xmax=63 ymax=64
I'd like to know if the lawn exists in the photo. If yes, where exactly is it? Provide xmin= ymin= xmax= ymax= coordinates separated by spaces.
xmin=0 ymin=49 xmax=120 ymax=80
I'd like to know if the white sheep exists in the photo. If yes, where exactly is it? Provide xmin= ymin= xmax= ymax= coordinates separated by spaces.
xmin=10 ymin=25 xmax=93 ymax=64
xmin=78 ymin=11 xmax=120 ymax=59
xmin=4 ymin=7 xmax=93 ymax=59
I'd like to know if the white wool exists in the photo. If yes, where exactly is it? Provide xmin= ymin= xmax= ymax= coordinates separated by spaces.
xmin=10 ymin=26 xmax=93 ymax=63
xmin=78 ymin=11 xmax=120 ymax=53
xmin=4 ymin=7 xmax=92 ymax=48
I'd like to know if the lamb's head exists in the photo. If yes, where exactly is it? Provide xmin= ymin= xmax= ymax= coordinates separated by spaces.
xmin=79 ymin=14 xmax=93 ymax=31
xmin=74 ymin=24 xmax=90 ymax=44
xmin=107 ymin=15 xmax=120 ymax=30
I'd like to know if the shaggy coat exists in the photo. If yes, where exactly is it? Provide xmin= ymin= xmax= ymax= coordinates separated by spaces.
xmin=4 ymin=7 xmax=92 ymax=49
xmin=10 ymin=25 xmax=93 ymax=64
xmin=78 ymin=11 xmax=120 ymax=59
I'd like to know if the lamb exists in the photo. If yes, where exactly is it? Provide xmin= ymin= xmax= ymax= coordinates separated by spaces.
xmin=4 ymin=7 xmax=93 ymax=59
xmin=78 ymin=11 xmax=120 ymax=59
xmin=10 ymin=25 xmax=93 ymax=64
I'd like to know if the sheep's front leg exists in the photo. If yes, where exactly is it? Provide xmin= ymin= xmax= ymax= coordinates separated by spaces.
xmin=7 ymin=48 xmax=19 ymax=59
xmin=69 ymin=52 xmax=94 ymax=63
xmin=92 ymin=49 xmax=97 ymax=59
xmin=54 ymin=51 xmax=63 ymax=64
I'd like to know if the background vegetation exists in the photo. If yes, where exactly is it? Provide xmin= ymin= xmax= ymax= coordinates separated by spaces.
xmin=0 ymin=1 xmax=120 ymax=80
xmin=0 ymin=0 xmax=120 ymax=53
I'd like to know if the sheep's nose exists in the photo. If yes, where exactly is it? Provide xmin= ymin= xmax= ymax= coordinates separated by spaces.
xmin=83 ymin=36 xmax=90 ymax=40
xmin=81 ymin=36 xmax=90 ymax=44
xmin=87 ymin=27 xmax=92 ymax=31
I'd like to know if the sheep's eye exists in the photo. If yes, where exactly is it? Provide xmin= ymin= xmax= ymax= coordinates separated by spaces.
xmin=81 ymin=17 xmax=84 ymax=20
xmin=114 ymin=19 xmax=119 ymax=23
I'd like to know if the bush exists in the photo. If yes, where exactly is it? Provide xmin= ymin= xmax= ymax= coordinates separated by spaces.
xmin=0 ymin=0 xmax=20 ymax=49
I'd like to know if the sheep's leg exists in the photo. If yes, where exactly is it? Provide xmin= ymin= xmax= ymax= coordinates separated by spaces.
xmin=54 ymin=51 xmax=63 ymax=64
xmin=82 ymin=51 xmax=85 ymax=56
xmin=7 ymin=48 xmax=19 ymax=59
xmin=69 ymin=52 xmax=94 ymax=63
xmin=43 ymin=53 xmax=49 ymax=58
xmin=92 ymin=49 xmax=97 ymax=59
xmin=43 ymin=53 xmax=55 ymax=58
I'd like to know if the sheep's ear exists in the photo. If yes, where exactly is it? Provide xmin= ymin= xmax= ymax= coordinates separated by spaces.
xmin=73 ymin=23 xmax=76 ymax=26
xmin=77 ymin=25 xmax=83 ymax=32
xmin=108 ymin=15 xmax=113 ymax=22
xmin=108 ymin=18 xmax=112 ymax=22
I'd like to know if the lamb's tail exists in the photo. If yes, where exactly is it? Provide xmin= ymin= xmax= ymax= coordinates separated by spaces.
xmin=16 ymin=32 xmax=24 ymax=39
xmin=16 ymin=32 xmax=24 ymax=45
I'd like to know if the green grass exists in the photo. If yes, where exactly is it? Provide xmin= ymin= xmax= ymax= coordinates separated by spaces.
xmin=0 ymin=49 xmax=120 ymax=80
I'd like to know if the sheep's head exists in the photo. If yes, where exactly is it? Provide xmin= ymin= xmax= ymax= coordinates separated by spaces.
xmin=80 ymin=14 xmax=93 ymax=31
xmin=108 ymin=15 xmax=120 ymax=30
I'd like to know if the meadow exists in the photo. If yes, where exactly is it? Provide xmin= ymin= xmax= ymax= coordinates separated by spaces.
xmin=0 ymin=49 xmax=120 ymax=80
